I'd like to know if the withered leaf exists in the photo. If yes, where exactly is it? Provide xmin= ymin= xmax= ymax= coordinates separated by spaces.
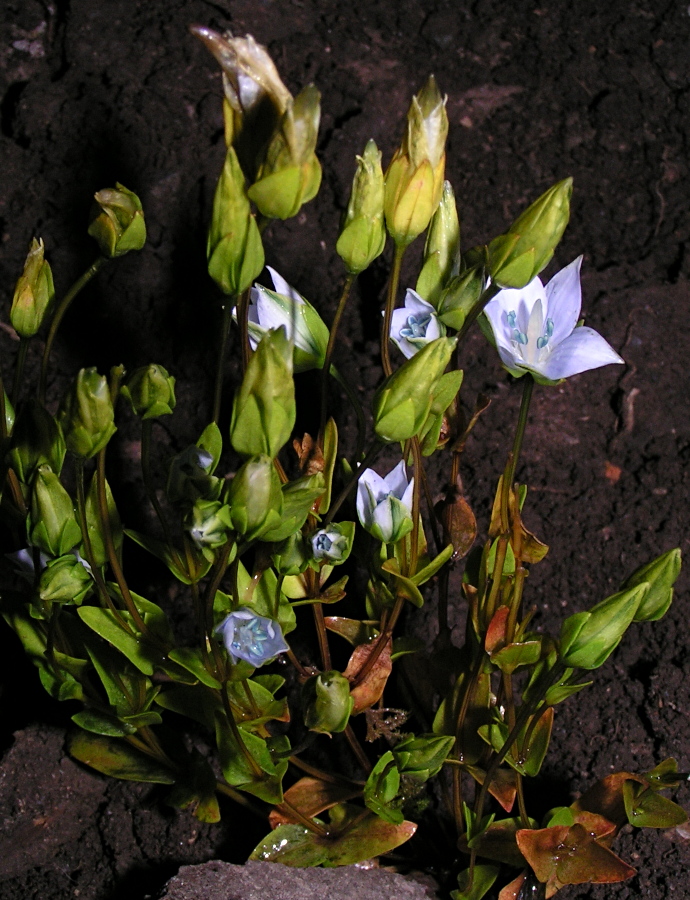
xmin=343 ymin=637 xmax=393 ymax=715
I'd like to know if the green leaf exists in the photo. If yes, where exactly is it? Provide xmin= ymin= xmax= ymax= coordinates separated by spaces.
xmin=168 ymin=647 xmax=222 ymax=689
xmin=83 ymin=471 xmax=122 ymax=567
xmin=411 ymin=543 xmax=454 ymax=585
xmin=381 ymin=558 xmax=425 ymax=608
xmin=78 ymin=606 xmax=162 ymax=676
xmin=320 ymin=417 xmax=338 ymax=514
xmin=71 ymin=709 xmax=135 ymax=737
xmin=490 ymin=640 xmax=541 ymax=675
xmin=451 ymin=865 xmax=499 ymax=900
xmin=67 ymin=729 xmax=175 ymax=783
xmin=155 ymin=684 xmax=221 ymax=730
xmin=215 ymin=714 xmax=284 ymax=803
xmin=363 ymin=751 xmax=402 ymax=824
xmin=167 ymin=748 xmax=221 ymax=823
xmin=198 ymin=422 xmax=223 ymax=474
xmin=259 ymin=473 xmax=325 ymax=543
xmin=125 ymin=528 xmax=213 ymax=584
xmin=622 ymin=782 xmax=688 ymax=828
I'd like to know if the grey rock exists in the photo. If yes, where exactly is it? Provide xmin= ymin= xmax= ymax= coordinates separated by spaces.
xmin=159 ymin=860 xmax=440 ymax=900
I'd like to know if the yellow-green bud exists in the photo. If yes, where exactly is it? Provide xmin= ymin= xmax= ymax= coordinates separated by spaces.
xmin=392 ymin=733 xmax=455 ymax=783
xmin=59 ymin=368 xmax=117 ymax=459
xmin=336 ymin=140 xmax=386 ymax=274
xmin=627 ymin=548 xmax=681 ymax=622
xmin=7 ymin=399 xmax=66 ymax=484
xmin=87 ymin=183 xmax=146 ymax=258
xmin=437 ymin=265 xmax=486 ymax=331
xmin=302 ymin=670 xmax=354 ymax=734
xmin=10 ymin=238 xmax=55 ymax=338
xmin=247 ymin=84 xmax=322 ymax=220
xmin=227 ymin=455 xmax=283 ymax=541
xmin=415 ymin=181 xmax=460 ymax=307
xmin=489 ymin=178 xmax=573 ymax=289
xmin=559 ymin=584 xmax=647 ymax=670
xmin=186 ymin=499 xmax=233 ymax=551
xmin=230 ymin=328 xmax=296 ymax=459
xmin=373 ymin=336 xmax=457 ymax=443
xmin=28 ymin=464 xmax=82 ymax=557
xmin=207 ymin=145 xmax=265 ymax=295
xmin=121 ymin=364 xmax=176 ymax=419
xmin=39 ymin=554 xmax=92 ymax=606
xmin=384 ymin=75 xmax=448 ymax=248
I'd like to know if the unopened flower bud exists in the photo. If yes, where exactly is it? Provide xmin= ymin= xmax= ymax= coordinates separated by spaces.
xmin=310 ymin=522 xmax=354 ymax=563
xmin=356 ymin=461 xmax=414 ymax=545
xmin=559 ymin=584 xmax=647 ymax=670
xmin=415 ymin=181 xmax=460 ymax=307
xmin=302 ymin=670 xmax=354 ymax=734
xmin=336 ymin=140 xmax=386 ymax=274
xmin=186 ymin=499 xmax=233 ymax=550
xmin=207 ymin=145 xmax=265 ymax=295
xmin=10 ymin=238 xmax=55 ymax=338
xmin=167 ymin=445 xmax=221 ymax=507
xmin=28 ymin=465 xmax=82 ymax=557
xmin=271 ymin=532 xmax=310 ymax=576
xmin=230 ymin=327 xmax=296 ymax=459
xmin=7 ymin=399 xmax=66 ymax=484
xmin=121 ymin=364 xmax=176 ymax=419
xmin=248 ymin=84 xmax=322 ymax=220
xmin=373 ymin=336 xmax=456 ymax=443
xmin=59 ymin=368 xmax=117 ymax=459
xmin=39 ymin=553 xmax=92 ymax=605
xmin=87 ymin=183 xmax=146 ymax=258
xmin=384 ymin=76 xmax=448 ymax=248
xmin=392 ymin=733 xmax=455 ymax=783
xmin=489 ymin=178 xmax=572 ymax=289
xmin=437 ymin=265 xmax=485 ymax=331
xmin=627 ymin=548 xmax=681 ymax=622
xmin=227 ymin=455 xmax=283 ymax=541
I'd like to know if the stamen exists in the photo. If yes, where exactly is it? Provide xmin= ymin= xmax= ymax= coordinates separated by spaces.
xmin=400 ymin=313 xmax=431 ymax=340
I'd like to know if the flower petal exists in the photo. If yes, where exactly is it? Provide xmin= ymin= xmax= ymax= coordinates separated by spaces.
xmin=537 ymin=326 xmax=623 ymax=380
xmin=400 ymin=475 xmax=415 ymax=514
xmin=267 ymin=266 xmax=304 ymax=306
xmin=390 ymin=308 xmax=417 ymax=359
xmin=544 ymin=256 xmax=583 ymax=346
xmin=384 ymin=460 xmax=410 ymax=500
xmin=403 ymin=288 xmax=436 ymax=317
xmin=373 ymin=496 xmax=395 ymax=543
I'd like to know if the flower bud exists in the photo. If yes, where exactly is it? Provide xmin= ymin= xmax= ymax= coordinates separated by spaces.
xmin=216 ymin=608 xmax=289 ymax=667
xmin=437 ymin=265 xmax=485 ymax=331
xmin=626 ymin=548 xmax=681 ymax=622
xmin=356 ymin=461 xmax=414 ymax=545
xmin=415 ymin=181 xmax=460 ymax=307
xmin=302 ymin=670 xmax=354 ymax=734
xmin=271 ymin=532 xmax=310 ymax=576
xmin=207 ymin=145 xmax=265 ymax=296
xmin=336 ymin=140 xmax=386 ymax=274
xmin=392 ymin=733 xmax=455 ymax=783
xmin=87 ymin=184 xmax=146 ymax=258
xmin=121 ymin=364 xmax=176 ymax=419
xmin=559 ymin=584 xmax=647 ymax=670
xmin=28 ymin=464 xmax=82 ymax=557
xmin=167 ymin=444 xmax=221 ymax=507
xmin=230 ymin=328 xmax=296 ymax=458
xmin=39 ymin=554 xmax=92 ymax=606
xmin=59 ymin=368 xmax=117 ymax=459
xmin=373 ymin=336 xmax=456 ymax=443
xmin=310 ymin=522 xmax=354 ymax=564
xmin=247 ymin=84 xmax=322 ymax=220
xmin=488 ymin=178 xmax=572 ymax=289
xmin=186 ymin=499 xmax=233 ymax=551
xmin=10 ymin=238 xmax=55 ymax=338
xmin=7 ymin=399 xmax=66 ymax=484
xmin=227 ymin=455 xmax=283 ymax=541
xmin=384 ymin=76 xmax=448 ymax=247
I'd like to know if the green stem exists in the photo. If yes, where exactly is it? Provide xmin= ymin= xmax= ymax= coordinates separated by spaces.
xmin=381 ymin=245 xmax=405 ymax=377
xmin=455 ymin=282 xmax=499 ymax=346
xmin=236 ymin=286 xmax=251 ymax=373
xmin=501 ymin=375 xmax=534 ymax=531
xmin=11 ymin=338 xmax=29 ymax=408
xmin=323 ymin=440 xmax=383 ymax=526
xmin=409 ymin=436 xmax=424 ymax=574
xmin=212 ymin=298 xmax=234 ymax=424
xmin=344 ymin=724 xmax=372 ymax=775
xmin=319 ymin=274 xmax=355 ymax=442
xmin=216 ymin=780 xmax=268 ymax=818
xmin=39 ymin=256 xmax=107 ymax=403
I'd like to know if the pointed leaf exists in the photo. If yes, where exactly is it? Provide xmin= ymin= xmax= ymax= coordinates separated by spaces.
xmin=67 ymin=729 xmax=175 ymax=783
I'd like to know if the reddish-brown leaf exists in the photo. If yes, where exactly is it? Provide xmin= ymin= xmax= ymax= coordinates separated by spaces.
xmin=485 ymin=605 xmax=510 ymax=654
xmin=269 ymin=776 xmax=361 ymax=828
xmin=343 ymin=637 xmax=392 ymax=714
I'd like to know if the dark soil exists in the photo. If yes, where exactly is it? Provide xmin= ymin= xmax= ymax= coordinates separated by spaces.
xmin=1 ymin=1 xmax=690 ymax=898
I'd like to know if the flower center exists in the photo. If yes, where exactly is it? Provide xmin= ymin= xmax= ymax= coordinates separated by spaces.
xmin=400 ymin=313 xmax=431 ymax=341
xmin=314 ymin=533 xmax=333 ymax=553
xmin=232 ymin=617 xmax=271 ymax=658
xmin=506 ymin=305 xmax=554 ymax=365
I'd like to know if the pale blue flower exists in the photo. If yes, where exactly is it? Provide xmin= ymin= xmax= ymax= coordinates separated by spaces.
xmin=244 ymin=267 xmax=329 ymax=372
xmin=356 ymin=460 xmax=414 ymax=544
xmin=390 ymin=288 xmax=445 ymax=359
xmin=311 ymin=524 xmax=349 ymax=561
xmin=215 ymin=607 xmax=289 ymax=667
xmin=483 ymin=256 xmax=623 ymax=382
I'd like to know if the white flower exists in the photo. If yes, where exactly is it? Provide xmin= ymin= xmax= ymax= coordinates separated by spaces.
xmin=389 ymin=288 xmax=445 ymax=359
xmin=244 ymin=267 xmax=329 ymax=372
xmin=483 ymin=256 xmax=624 ymax=382
xmin=356 ymin=460 xmax=415 ymax=544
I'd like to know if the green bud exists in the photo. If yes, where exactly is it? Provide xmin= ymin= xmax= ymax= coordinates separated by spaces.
xmin=230 ymin=328 xmax=296 ymax=459
xmin=207 ymin=145 xmax=265 ymax=295
xmin=415 ymin=181 xmax=460 ymax=307
xmin=186 ymin=499 xmax=233 ymax=551
xmin=59 ymin=368 xmax=117 ymax=459
xmin=302 ymin=670 xmax=354 ymax=734
xmin=437 ymin=265 xmax=485 ymax=331
xmin=227 ymin=455 xmax=283 ymax=541
xmin=392 ymin=733 xmax=455 ymax=783
xmin=39 ymin=554 xmax=92 ymax=606
xmin=373 ymin=336 xmax=457 ymax=443
xmin=28 ymin=465 xmax=82 ymax=557
xmin=2 ymin=388 xmax=15 ymax=436
xmin=167 ymin=444 xmax=221 ymax=507
xmin=10 ymin=238 xmax=55 ymax=338
xmin=7 ymin=399 xmax=66 ymax=484
xmin=336 ymin=140 xmax=386 ymax=275
xmin=121 ymin=364 xmax=176 ymax=419
xmin=87 ymin=183 xmax=146 ymax=258
xmin=626 ymin=548 xmax=681 ymax=622
xmin=488 ymin=178 xmax=573 ymax=289
xmin=248 ymin=84 xmax=322 ymax=220
xmin=384 ymin=76 xmax=448 ymax=247
xmin=559 ymin=584 xmax=647 ymax=670
xmin=271 ymin=532 xmax=310 ymax=576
